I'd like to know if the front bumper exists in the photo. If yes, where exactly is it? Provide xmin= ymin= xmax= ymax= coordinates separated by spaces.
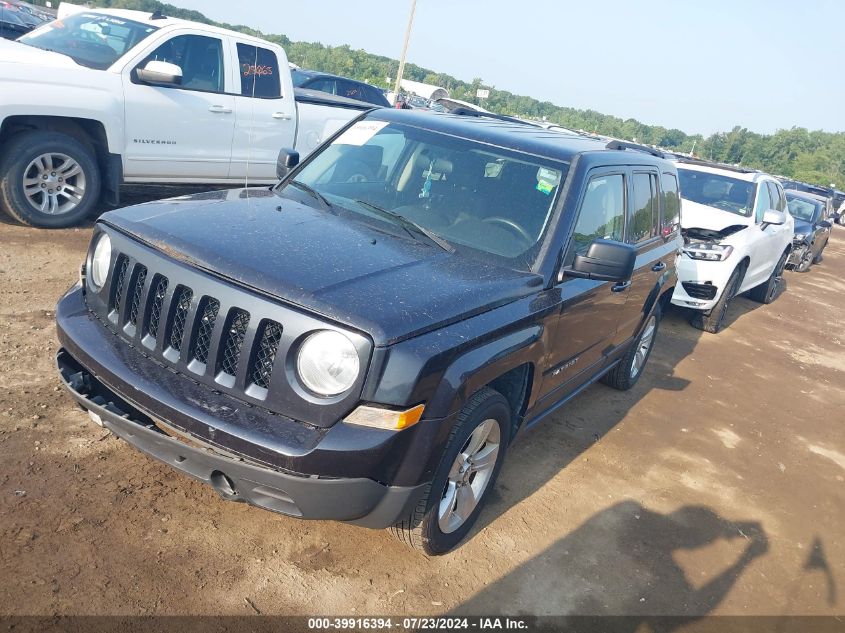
xmin=787 ymin=241 xmax=810 ymax=268
xmin=670 ymin=255 xmax=734 ymax=312
xmin=55 ymin=284 xmax=430 ymax=528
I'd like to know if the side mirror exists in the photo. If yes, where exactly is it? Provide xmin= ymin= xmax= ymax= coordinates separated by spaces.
xmin=136 ymin=60 xmax=182 ymax=87
xmin=561 ymin=239 xmax=636 ymax=283
xmin=817 ymin=220 xmax=832 ymax=229
xmin=761 ymin=209 xmax=786 ymax=226
xmin=276 ymin=148 xmax=300 ymax=180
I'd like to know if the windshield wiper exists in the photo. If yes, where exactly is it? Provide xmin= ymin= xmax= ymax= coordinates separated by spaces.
xmin=354 ymin=200 xmax=454 ymax=253
xmin=288 ymin=180 xmax=332 ymax=209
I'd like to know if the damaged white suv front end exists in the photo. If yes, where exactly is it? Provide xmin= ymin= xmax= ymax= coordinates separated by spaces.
xmin=671 ymin=162 xmax=794 ymax=332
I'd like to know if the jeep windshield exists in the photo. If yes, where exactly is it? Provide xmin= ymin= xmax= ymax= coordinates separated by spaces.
xmin=18 ymin=12 xmax=158 ymax=70
xmin=279 ymin=120 xmax=568 ymax=271
xmin=678 ymin=168 xmax=755 ymax=217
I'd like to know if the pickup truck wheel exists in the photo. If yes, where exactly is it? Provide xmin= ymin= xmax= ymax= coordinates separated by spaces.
xmin=749 ymin=250 xmax=788 ymax=304
xmin=390 ymin=387 xmax=510 ymax=555
xmin=0 ymin=131 xmax=101 ymax=228
xmin=690 ymin=265 xmax=743 ymax=334
xmin=602 ymin=304 xmax=661 ymax=390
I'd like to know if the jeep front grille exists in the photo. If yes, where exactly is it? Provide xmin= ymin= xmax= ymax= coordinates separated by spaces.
xmin=102 ymin=259 xmax=288 ymax=401
xmin=146 ymin=275 xmax=168 ymax=340
xmin=169 ymin=287 xmax=193 ymax=352
xmin=251 ymin=321 xmax=283 ymax=390
xmin=219 ymin=309 xmax=250 ymax=377
xmin=191 ymin=297 xmax=220 ymax=366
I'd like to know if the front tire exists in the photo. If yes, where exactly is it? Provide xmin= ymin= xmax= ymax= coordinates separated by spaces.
xmin=390 ymin=387 xmax=511 ymax=555
xmin=749 ymin=250 xmax=788 ymax=304
xmin=690 ymin=264 xmax=743 ymax=334
xmin=0 ymin=131 xmax=101 ymax=228
xmin=602 ymin=304 xmax=661 ymax=390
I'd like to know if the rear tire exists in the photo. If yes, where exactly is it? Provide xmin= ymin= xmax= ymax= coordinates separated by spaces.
xmin=390 ymin=387 xmax=511 ymax=555
xmin=0 ymin=131 xmax=101 ymax=228
xmin=690 ymin=265 xmax=743 ymax=334
xmin=748 ymin=250 xmax=788 ymax=304
xmin=602 ymin=304 xmax=661 ymax=390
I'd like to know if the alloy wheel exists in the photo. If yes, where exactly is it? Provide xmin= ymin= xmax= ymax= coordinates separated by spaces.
xmin=631 ymin=315 xmax=657 ymax=378
xmin=438 ymin=418 xmax=501 ymax=534
xmin=23 ymin=152 xmax=87 ymax=216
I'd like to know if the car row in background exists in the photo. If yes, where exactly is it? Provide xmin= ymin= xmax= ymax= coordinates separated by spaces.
xmin=0 ymin=0 xmax=51 ymax=39
xmin=785 ymin=190 xmax=832 ymax=272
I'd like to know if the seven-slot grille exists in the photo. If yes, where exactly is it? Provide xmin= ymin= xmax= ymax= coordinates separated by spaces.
xmin=106 ymin=257 xmax=282 ymax=400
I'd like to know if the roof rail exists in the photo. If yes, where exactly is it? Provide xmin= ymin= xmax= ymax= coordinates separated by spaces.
xmin=675 ymin=157 xmax=758 ymax=174
xmin=605 ymin=140 xmax=666 ymax=159
xmin=450 ymin=107 xmax=542 ymax=128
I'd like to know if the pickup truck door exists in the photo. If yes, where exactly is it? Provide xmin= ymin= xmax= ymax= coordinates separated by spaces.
xmin=121 ymin=32 xmax=236 ymax=181
xmin=536 ymin=169 xmax=630 ymax=407
xmin=227 ymin=40 xmax=297 ymax=183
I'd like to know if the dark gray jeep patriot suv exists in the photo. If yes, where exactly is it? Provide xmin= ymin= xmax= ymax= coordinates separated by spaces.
xmin=56 ymin=109 xmax=682 ymax=554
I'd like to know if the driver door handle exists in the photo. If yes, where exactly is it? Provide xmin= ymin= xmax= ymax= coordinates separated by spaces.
xmin=272 ymin=112 xmax=293 ymax=120
xmin=611 ymin=280 xmax=631 ymax=293
xmin=651 ymin=261 xmax=666 ymax=272
xmin=208 ymin=105 xmax=232 ymax=114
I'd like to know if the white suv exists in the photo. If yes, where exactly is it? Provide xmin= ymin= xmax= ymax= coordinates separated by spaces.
xmin=671 ymin=162 xmax=794 ymax=333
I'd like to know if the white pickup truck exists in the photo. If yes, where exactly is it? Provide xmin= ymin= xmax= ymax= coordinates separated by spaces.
xmin=0 ymin=4 xmax=371 ymax=227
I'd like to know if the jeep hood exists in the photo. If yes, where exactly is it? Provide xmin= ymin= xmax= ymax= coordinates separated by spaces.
xmin=101 ymin=190 xmax=541 ymax=346
xmin=681 ymin=199 xmax=753 ymax=232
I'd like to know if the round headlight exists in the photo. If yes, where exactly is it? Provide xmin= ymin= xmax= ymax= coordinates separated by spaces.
xmin=297 ymin=330 xmax=360 ymax=396
xmin=90 ymin=232 xmax=112 ymax=290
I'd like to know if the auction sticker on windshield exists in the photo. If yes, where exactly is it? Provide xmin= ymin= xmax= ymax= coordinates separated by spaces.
xmin=335 ymin=121 xmax=389 ymax=146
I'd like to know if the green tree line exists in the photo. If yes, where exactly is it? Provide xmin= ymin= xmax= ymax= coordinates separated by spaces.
xmin=87 ymin=0 xmax=845 ymax=188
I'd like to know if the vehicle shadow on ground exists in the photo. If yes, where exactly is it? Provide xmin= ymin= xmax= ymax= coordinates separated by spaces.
xmin=453 ymin=500 xmax=770 ymax=626
xmin=469 ymin=290 xmax=785 ymax=540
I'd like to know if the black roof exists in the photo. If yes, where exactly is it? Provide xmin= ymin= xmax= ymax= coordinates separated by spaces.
xmin=368 ymin=109 xmax=672 ymax=166
xmin=784 ymin=189 xmax=827 ymax=204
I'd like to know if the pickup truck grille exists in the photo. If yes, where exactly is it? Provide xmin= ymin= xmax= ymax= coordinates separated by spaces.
xmin=106 ymin=257 xmax=282 ymax=401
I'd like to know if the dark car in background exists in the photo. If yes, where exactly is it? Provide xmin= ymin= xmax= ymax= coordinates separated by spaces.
xmin=292 ymin=69 xmax=390 ymax=107
xmin=0 ymin=4 xmax=32 ymax=39
xmin=785 ymin=190 xmax=831 ymax=272
xmin=3 ymin=1 xmax=42 ymax=27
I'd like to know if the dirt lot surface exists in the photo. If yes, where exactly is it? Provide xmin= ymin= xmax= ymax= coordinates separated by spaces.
xmin=1 ymin=188 xmax=843 ymax=621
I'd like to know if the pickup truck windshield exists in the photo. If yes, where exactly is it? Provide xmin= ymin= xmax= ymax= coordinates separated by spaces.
xmin=678 ymin=168 xmax=755 ymax=217
xmin=18 ymin=12 xmax=158 ymax=70
xmin=283 ymin=120 xmax=568 ymax=270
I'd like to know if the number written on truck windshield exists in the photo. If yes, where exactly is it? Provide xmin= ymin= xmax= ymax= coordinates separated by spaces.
xmin=282 ymin=120 xmax=569 ymax=271
xmin=18 ymin=12 xmax=158 ymax=70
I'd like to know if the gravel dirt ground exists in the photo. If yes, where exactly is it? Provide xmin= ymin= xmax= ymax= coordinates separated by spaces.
xmin=0 ymin=187 xmax=843 ymax=622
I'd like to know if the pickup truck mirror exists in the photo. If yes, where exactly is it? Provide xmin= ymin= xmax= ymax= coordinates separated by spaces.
xmin=761 ymin=209 xmax=786 ymax=227
xmin=137 ymin=61 xmax=183 ymax=87
xmin=276 ymin=148 xmax=300 ymax=180
xmin=561 ymin=239 xmax=636 ymax=283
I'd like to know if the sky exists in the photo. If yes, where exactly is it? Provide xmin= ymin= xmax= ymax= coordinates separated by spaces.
xmin=171 ymin=0 xmax=844 ymax=136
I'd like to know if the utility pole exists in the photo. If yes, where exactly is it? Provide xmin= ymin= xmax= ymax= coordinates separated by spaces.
xmin=392 ymin=0 xmax=417 ymax=105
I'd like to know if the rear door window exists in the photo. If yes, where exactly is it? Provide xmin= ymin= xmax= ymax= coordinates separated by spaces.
xmin=237 ymin=43 xmax=281 ymax=98
xmin=661 ymin=172 xmax=681 ymax=236
xmin=629 ymin=172 xmax=659 ymax=243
